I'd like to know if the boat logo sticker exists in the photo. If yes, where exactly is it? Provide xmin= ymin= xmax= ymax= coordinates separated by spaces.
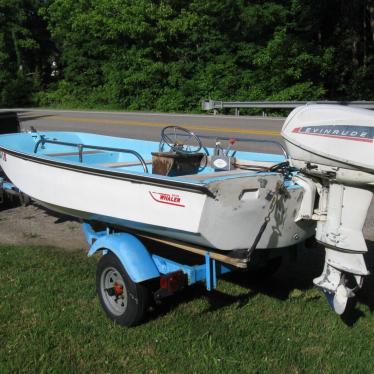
xmin=1 ymin=152 xmax=6 ymax=161
xmin=149 ymin=191 xmax=185 ymax=207
xmin=292 ymin=125 xmax=373 ymax=143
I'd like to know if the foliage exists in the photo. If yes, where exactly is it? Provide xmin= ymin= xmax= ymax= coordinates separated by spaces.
xmin=1 ymin=0 xmax=373 ymax=110
xmin=0 ymin=0 xmax=53 ymax=107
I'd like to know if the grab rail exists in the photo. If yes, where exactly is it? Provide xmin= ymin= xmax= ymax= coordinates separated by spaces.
xmin=33 ymin=137 xmax=149 ymax=173
xmin=197 ymin=134 xmax=288 ymax=159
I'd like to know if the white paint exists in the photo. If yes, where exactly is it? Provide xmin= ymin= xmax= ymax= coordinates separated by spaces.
xmin=213 ymin=158 xmax=227 ymax=169
xmin=282 ymin=104 xmax=374 ymax=171
xmin=1 ymin=154 xmax=205 ymax=233
xmin=0 ymin=151 xmax=313 ymax=250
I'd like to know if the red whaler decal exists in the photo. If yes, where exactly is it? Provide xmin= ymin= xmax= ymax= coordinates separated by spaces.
xmin=149 ymin=191 xmax=185 ymax=207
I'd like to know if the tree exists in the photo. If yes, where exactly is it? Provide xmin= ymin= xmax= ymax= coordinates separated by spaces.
xmin=0 ymin=0 xmax=53 ymax=107
xmin=2 ymin=0 xmax=373 ymax=109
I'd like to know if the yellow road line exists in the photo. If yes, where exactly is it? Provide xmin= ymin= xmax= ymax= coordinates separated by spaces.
xmin=46 ymin=115 xmax=281 ymax=137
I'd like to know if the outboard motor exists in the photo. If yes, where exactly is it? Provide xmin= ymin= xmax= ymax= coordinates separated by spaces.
xmin=282 ymin=104 xmax=374 ymax=314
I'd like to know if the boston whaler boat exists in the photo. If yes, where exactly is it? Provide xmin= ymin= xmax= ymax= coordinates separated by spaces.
xmin=0 ymin=126 xmax=312 ymax=251
xmin=0 ymin=104 xmax=372 ymax=325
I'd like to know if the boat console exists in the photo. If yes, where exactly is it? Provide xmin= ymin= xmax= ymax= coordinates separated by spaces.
xmin=151 ymin=125 xmax=287 ymax=177
xmin=151 ymin=152 xmax=205 ymax=176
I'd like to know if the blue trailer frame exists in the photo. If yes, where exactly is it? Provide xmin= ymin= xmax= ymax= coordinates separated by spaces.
xmin=82 ymin=222 xmax=236 ymax=293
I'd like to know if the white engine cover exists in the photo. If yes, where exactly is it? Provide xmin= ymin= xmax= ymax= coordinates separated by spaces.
xmin=282 ymin=105 xmax=374 ymax=174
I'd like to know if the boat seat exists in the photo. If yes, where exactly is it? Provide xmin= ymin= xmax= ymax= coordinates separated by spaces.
xmin=204 ymin=156 xmax=278 ymax=170
xmin=181 ymin=159 xmax=279 ymax=180
xmin=234 ymin=160 xmax=278 ymax=168
xmin=46 ymin=150 xmax=104 ymax=157
xmin=98 ymin=160 xmax=152 ymax=168
xmin=181 ymin=168 xmax=252 ymax=180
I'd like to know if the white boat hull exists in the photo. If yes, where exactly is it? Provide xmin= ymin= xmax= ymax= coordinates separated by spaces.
xmin=0 ymin=151 xmax=313 ymax=250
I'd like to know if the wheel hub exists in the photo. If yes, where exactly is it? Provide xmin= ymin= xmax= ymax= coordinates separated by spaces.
xmin=100 ymin=267 xmax=128 ymax=316
xmin=113 ymin=282 xmax=124 ymax=296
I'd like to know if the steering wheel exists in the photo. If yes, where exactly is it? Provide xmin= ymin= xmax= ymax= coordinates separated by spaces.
xmin=160 ymin=126 xmax=203 ymax=154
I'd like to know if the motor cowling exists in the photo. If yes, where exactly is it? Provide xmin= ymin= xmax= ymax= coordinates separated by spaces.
xmin=282 ymin=104 xmax=374 ymax=176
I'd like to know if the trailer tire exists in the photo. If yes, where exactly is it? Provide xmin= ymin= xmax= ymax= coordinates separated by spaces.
xmin=96 ymin=251 xmax=149 ymax=327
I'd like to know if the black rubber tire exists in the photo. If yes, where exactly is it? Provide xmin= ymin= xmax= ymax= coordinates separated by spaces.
xmin=96 ymin=252 xmax=149 ymax=327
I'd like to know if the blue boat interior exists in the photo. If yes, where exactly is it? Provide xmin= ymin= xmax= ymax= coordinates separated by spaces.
xmin=0 ymin=130 xmax=294 ymax=186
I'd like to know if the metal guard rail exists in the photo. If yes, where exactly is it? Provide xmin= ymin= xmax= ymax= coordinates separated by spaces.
xmin=33 ymin=137 xmax=149 ymax=173
xmin=202 ymin=100 xmax=374 ymax=113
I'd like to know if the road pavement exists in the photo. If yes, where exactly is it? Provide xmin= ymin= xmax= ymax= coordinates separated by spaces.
xmin=17 ymin=109 xmax=285 ymax=153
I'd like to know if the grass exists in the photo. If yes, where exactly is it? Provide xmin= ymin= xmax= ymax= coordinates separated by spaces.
xmin=0 ymin=244 xmax=374 ymax=373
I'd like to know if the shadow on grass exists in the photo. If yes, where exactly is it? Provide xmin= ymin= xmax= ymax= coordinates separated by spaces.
xmin=147 ymin=283 xmax=257 ymax=324
xmin=148 ymin=240 xmax=374 ymax=327
xmin=225 ymin=244 xmax=325 ymax=299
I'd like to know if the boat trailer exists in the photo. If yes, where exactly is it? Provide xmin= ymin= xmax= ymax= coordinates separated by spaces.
xmin=82 ymin=222 xmax=261 ymax=326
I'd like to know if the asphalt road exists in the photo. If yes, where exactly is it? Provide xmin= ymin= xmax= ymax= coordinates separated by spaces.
xmin=16 ymin=109 xmax=285 ymax=154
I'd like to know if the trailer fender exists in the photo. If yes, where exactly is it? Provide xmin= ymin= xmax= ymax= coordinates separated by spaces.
xmin=87 ymin=233 xmax=160 ymax=283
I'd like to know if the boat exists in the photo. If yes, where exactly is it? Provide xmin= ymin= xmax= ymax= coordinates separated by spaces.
xmin=1 ymin=106 xmax=373 ymax=319
xmin=0 ymin=125 xmax=313 ymax=251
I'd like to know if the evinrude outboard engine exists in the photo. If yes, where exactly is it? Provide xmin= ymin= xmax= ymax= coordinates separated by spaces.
xmin=282 ymin=104 xmax=374 ymax=314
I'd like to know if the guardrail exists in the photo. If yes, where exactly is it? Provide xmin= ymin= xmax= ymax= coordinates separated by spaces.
xmin=202 ymin=100 xmax=374 ymax=115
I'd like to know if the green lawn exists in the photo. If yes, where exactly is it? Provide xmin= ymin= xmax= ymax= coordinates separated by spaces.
xmin=0 ymin=245 xmax=373 ymax=373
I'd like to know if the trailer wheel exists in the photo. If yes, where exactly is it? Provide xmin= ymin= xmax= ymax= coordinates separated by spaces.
xmin=96 ymin=252 xmax=149 ymax=327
